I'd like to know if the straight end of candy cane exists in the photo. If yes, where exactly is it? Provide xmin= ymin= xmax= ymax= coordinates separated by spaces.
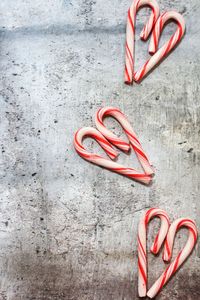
xmin=140 ymin=23 xmax=151 ymax=42
xmin=108 ymin=150 xmax=119 ymax=161
xmin=147 ymin=284 xmax=159 ymax=299
xmin=147 ymin=271 xmax=166 ymax=298
xmin=150 ymin=236 xmax=160 ymax=255
xmin=143 ymin=164 xmax=154 ymax=176
xmin=140 ymin=30 xmax=148 ymax=41
xmin=140 ymin=175 xmax=152 ymax=185
xmin=138 ymin=279 xmax=147 ymax=298
xmin=138 ymin=291 xmax=147 ymax=298
xmin=133 ymin=61 xmax=149 ymax=83
xmin=149 ymin=49 xmax=156 ymax=56
xmin=133 ymin=71 xmax=141 ymax=83
xmin=150 ymin=245 xmax=159 ymax=255
xmin=125 ymin=64 xmax=133 ymax=85
xmin=148 ymin=41 xmax=157 ymax=55
xmin=162 ymin=244 xmax=171 ymax=262
xmin=162 ymin=254 xmax=170 ymax=263
xmin=146 ymin=291 xmax=155 ymax=299
xmin=124 ymin=79 xmax=133 ymax=85
xmin=119 ymin=143 xmax=131 ymax=153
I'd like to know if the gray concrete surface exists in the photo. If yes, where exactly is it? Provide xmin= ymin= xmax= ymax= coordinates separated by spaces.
xmin=0 ymin=0 xmax=200 ymax=299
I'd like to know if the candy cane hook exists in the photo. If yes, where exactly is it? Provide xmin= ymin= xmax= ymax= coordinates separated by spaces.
xmin=74 ymin=127 xmax=152 ymax=184
xmin=138 ymin=208 xmax=170 ymax=297
xmin=147 ymin=218 xmax=198 ymax=298
xmin=134 ymin=11 xmax=185 ymax=82
xmin=95 ymin=107 xmax=154 ymax=175
xmin=125 ymin=0 xmax=160 ymax=84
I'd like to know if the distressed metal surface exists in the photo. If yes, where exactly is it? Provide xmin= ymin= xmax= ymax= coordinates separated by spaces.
xmin=0 ymin=0 xmax=199 ymax=299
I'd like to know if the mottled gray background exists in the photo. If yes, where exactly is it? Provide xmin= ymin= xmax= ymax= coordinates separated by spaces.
xmin=0 ymin=0 xmax=199 ymax=299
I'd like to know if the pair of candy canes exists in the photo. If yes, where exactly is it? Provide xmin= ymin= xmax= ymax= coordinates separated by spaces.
xmin=125 ymin=0 xmax=186 ymax=83
xmin=74 ymin=107 xmax=154 ymax=184
xmin=138 ymin=208 xmax=198 ymax=298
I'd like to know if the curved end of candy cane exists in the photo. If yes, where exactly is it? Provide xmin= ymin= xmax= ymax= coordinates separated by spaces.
xmin=140 ymin=0 xmax=160 ymax=40
xmin=149 ymin=11 xmax=186 ymax=55
xmin=74 ymin=127 xmax=119 ymax=161
xmin=167 ymin=11 xmax=186 ymax=35
xmin=181 ymin=16 xmax=186 ymax=36
xmin=162 ymin=217 xmax=198 ymax=263
xmin=150 ymin=212 xmax=170 ymax=254
xmin=95 ymin=108 xmax=131 ymax=153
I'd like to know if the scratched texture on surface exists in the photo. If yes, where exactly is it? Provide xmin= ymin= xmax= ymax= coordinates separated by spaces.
xmin=0 ymin=0 xmax=200 ymax=299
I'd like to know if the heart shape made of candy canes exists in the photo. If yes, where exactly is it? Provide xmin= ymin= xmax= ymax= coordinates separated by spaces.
xmin=74 ymin=127 xmax=151 ymax=184
xmin=138 ymin=209 xmax=198 ymax=298
xmin=138 ymin=208 xmax=170 ymax=297
xmin=124 ymin=0 xmax=186 ymax=83
xmin=74 ymin=107 xmax=154 ymax=184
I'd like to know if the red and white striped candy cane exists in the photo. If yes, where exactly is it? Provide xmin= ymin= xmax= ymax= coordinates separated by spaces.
xmin=134 ymin=11 xmax=186 ymax=82
xmin=125 ymin=0 xmax=160 ymax=84
xmin=138 ymin=208 xmax=170 ymax=297
xmin=147 ymin=218 xmax=198 ymax=298
xmin=95 ymin=107 xmax=154 ymax=175
xmin=74 ymin=127 xmax=152 ymax=184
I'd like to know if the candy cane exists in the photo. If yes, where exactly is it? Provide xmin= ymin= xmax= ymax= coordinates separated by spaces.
xmin=138 ymin=208 xmax=170 ymax=297
xmin=125 ymin=0 xmax=160 ymax=84
xmin=134 ymin=11 xmax=185 ymax=82
xmin=74 ymin=127 xmax=152 ymax=184
xmin=147 ymin=218 xmax=198 ymax=298
xmin=95 ymin=107 xmax=154 ymax=175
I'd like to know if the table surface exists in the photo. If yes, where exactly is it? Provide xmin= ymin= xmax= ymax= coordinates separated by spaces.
xmin=0 ymin=1 xmax=199 ymax=299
